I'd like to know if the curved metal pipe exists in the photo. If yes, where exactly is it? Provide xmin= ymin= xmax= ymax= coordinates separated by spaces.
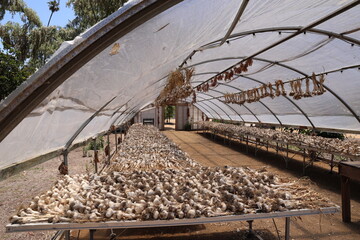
xmin=205 ymin=83 xmax=283 ymax=126
xmin=197 ymin=101 xmax=223 ymax=120
xmin=198 ymin=89 xmax=261 ymax=123
xmin=195 ymin=96 xmax=238 ymax=121
xmin=194 ymin=103 xmax=217 ymax=119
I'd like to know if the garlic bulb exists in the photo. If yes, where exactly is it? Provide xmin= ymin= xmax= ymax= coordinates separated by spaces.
xmin=10 ymin=124 xmax=333 ymax=225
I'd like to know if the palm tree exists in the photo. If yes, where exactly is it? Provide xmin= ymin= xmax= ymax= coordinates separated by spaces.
xmin=47 ymin=0 xmax=60 ymax=26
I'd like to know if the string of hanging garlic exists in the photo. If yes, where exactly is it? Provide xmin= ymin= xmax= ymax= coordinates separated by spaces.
xmin=197 ymin=121 xmax=360 ymax=157
xmin=223 ymin=80 xmax=284 ymax=105
xmin=222 ymin=73 xmax=326 ymax=105
xmin=156 ymin=68 xmax=195 ymax=106
xmin=10 ymin=165 xmax=333 ymax=224
xmin=109 ymin=124 xmax=200 ymax=172
xmin=197 ymin=58 xmax=253 ymax=93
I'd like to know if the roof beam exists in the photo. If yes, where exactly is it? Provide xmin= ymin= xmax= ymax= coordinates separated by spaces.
xmin=194 ymin=103 xmax=217 ymax=119
xmin=0 ymin=0 xmax=184 ymax=142
xmin=193 ymin=0 xmax=360 ymax=88
xmin=198 ymin=89 xmax=261 ymax=123
xmin=196 ymin=94 xmax=245 ymax=122
xmin=204 ymin=83 xmax=283 ymax=126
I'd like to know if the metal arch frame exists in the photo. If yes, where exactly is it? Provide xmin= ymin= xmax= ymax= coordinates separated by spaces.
xmin=63 ymin=97 xmax=117 ymax=152
xmin=196 ymin=94 xmax=244 ymax=122
xmin=192 ymin=72 xmax=315 ymax=128
xmin=192 ymin=72 xmax=283 ymax=125
xmin=185 ymin=56 xmax=309 ymax=75
xmin=200 ymin=100 xmax=233 ymax=121
xmin=197 ymin=89 xmax=261 ymax=123
xmin=191 ymin=0 xmax=360 ymax=88
xmin=208 ymin=82 xmax=283 ymax=126
xmin=180 ymin=25 xmax=360 ymax=68
xmin=0 ymin=0 xmax=185 ymax=143
xmin=194 ymin=103 xmax=217 ymax=120
xmin=228 ymin=75 xmax=316 ymax=128
xmin=197 ymin=93 xmax=246 ymax=122
xmin=202 ymin=26 xmax=360 ymax=51
xmin=197 ymin=91 xmax=259 ymax=123
xmin=188 ymin=55 xmax=360 ymax=125
xmin=196 ymin=100 xmax=224 ymax=120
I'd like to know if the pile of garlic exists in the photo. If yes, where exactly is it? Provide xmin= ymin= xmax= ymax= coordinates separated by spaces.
xmin=110 ymin=124 xmax=200 ymax=172
xmin=11 ymin=166 xmax=332 ymax=224
xmin=198 ymin=121 xmax=360 ymax=156
xmin=11 ymin=124 xmax=332 ymax=225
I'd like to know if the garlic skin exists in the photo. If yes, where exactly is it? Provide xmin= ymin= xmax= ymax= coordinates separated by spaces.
xmin=11 ymin=124 xmax=333 ymax=224
xmin=197 ymin=121 xmax=360 ymax=156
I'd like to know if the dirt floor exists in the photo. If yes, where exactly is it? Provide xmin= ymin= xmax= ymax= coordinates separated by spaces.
xmin=1 ymin=130 xmax=360 ymax=240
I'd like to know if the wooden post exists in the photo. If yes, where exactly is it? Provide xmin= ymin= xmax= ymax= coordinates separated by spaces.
xmin=255 ymin=138 xmax=258 ymax=156
xmin=115 ymin=131 xmax=118 ymax=153
xmin=330 ymin=154 xmax=334 ymax=173
xmin=93 ymin=138 xmax=98 ymax=173
xmin=303 ymin=148 xmax=306 ymax=175
xmin=341 ymin=176 xmax=351 ymax=222
xmin=246 ymin=135 xmax=249 ymax=153
xmin=107 ymin=132 xmax=110 ymax=164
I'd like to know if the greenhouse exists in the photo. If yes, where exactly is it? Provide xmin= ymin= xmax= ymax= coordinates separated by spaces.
xmin=1 ymin=0 xmax=360 ymax=239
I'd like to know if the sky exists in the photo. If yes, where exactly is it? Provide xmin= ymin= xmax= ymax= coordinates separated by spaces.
xmin=1 ymin=0 xmax=76 ymax=27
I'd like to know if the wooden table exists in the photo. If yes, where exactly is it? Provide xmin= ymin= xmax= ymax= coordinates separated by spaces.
xmin=339 ymin=161 xmax=360 ymax=222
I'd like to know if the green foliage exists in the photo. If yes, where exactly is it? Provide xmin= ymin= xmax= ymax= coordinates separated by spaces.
xmin=0 ymin=52 xmax=34 ymax=100
xmin=0 ymin=0 xmax=128 ymax=100
xmin=298 ymin=129 xmax=312 ymax=135
xmin=47 ymin=0 xmax=60 ymax=27
xmin=0 ymin=0 xmax=42 ymax=27
xmin=165 ymin=105 xmax=175 ymax=122
xmin=66 ymin=0 xmax=128 ymax=35
xmin=317 ymin=131 xmax=344 ymax=140
xmin=48 ymin=1 xmax=60 ymax=13
xmin=86 ymin=136 xmax=104 ymax=151
xmin=184 ymin=122 xmax=192 ymax=131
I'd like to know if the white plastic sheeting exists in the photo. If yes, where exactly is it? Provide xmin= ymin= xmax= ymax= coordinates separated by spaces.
xmin=0 ymin=0 xmax=360 ymax=170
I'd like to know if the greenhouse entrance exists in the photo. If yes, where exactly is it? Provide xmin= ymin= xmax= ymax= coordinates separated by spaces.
xmin=164 ymin=105 xmax=176 ymax=130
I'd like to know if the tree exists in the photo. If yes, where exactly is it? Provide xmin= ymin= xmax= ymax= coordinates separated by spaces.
xmin=47 ymin=0 xmax=60 ymax=27
xmin=0 ymin=52 xmax=34 ymax=100
xmin=165 ymin=106 xmax=175 ymax=123
xmin=66 ymin=0 xmax=128 ymax=36
xmin=0 ymin=0 xmax=129 ymax=100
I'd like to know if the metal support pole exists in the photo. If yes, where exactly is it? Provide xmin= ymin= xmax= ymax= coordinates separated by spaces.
xmin=63 ymin=150 xmax=68 ymax=168
xmin=64 ymin=230 xmax=70 ymax=240
xmin=276 ymin=142 xmax=278 ymax=154
xmin=285 ymin=217 xmax=290 ymax=240
xmin=89 ymin=229 xmax=96 ymax=240
xmin=246 ymin=220 xmax=254 ymax=237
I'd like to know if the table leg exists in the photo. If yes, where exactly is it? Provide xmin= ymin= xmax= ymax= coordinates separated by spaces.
xmin=64 ymin=230 xmax=70 ymax=240
xmin=89 ymin=229 xmax=96 ymax=240
xmin=285 ymin=217 xmax=290 ymax=240
xmin=341 ymin=176 xmax=351 ymax=222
